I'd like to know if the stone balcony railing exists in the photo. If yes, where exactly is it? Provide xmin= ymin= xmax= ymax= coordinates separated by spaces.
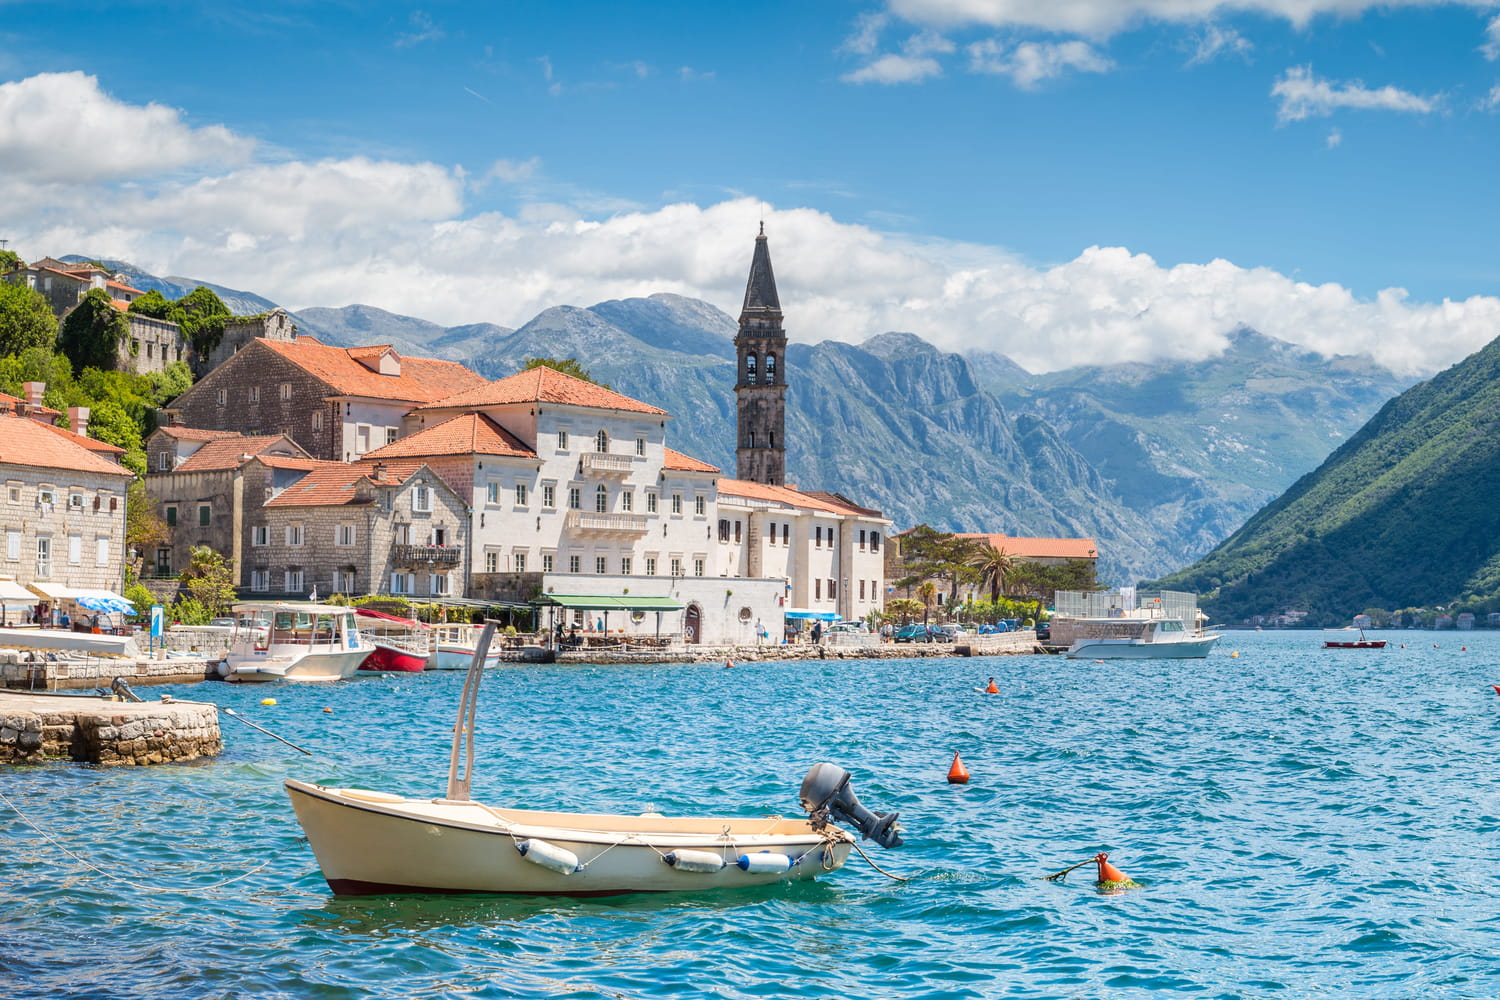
xmin=580 ymin=452 xmax=634 ymax=475
xmin=393 ymin=544 xmax=462 ymax=565
xmin=565 ymin=510 xmax=650 ymax=535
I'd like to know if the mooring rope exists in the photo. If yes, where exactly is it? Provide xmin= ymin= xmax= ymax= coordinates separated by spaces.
xmin=850 ymin=840 xmax=910 ymax=882
xmin=0 ymin=785 xmax=302 ymax=894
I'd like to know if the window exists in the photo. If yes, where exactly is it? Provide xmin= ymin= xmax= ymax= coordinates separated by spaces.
xmin=568 ymin=487 xmax=581 ymax=510
xmin=748 ymin=431 xmax=756 ymax=448
xmin=286 ymin=569 xmax=304 ymax=591
xmin=390 ymin=572 xmax=411 ymax=595
xmin=870 ymin=532 xmax=880 ymax=552
xmin=542 ymin=553 xmax=554 ymax=572
xmin=543 ymin=485 xmax=555 ymax=508
xmin=312 ymin=411 xmax=323 ymax=432
xmin=386 ymin=428 xmax=398 ymax=445
xmin=279 ymin=382 xmax=293 ymax=401
xmin=198 ymin=504 xmax=211 ymax=527
xmin=165 ymin=506 xmax=177 ymax=527
xmin=859 ymin=580 xmax=866 ymax=600
xmin=815 ymin=579 xmax=822 ymax=600
xmin=514 ymin=553 xmax=527 ymax=573
xmin=671 ymin=494 xmax=682 ymax=515
xmin=68 ymin=492 xmax=84 ymax=510
xmin=693 ymin=558 xmax=704 ymax=577
xmin=252 ymin=525 xmax=268 ymax=546
xmin=285 ymin=524 xmax=304 ymax=546
xmin=413 ymin=485 xmax=431 ymax=512
xmin=620 ymin=556 xmax=631 ymax=575
xmin=515 ymin=484 xmax=528 ymax=506
xmin=782 ymin=523 xmax=790 ymax=544
xmin=485 ymin=551 xmax=498 ymax=573
xmin=695 ymin=496 xmax=705 ymax=516
xmin=645 ymin=557 xmax=657 ymax=576
xmin=815 ymin=526 xmax=822 ymax=547
xmin=431 ymin=573 xmax=450 ymax=596
xmin=333 ymin=569 xmax=356 ymax=592
xmin=859 ymin=529 xmax=867 ymax=550
xmin=336 ymin=524 xmax=356 ymax=546
xmin=487 ymin=482 xmax=499 ymax=504
xmin=621 ymin=491 xmax=633 ymax=512
xmin=557 ymin=430 xmax=569 ymax=451
xmin=251 ymin=570 xmax=269 ymax=592
xmin=734 ymin=521 xmax=742 ymax=543
xmin=595 ymin=556 xmax=607 ymax=574
xmin=766 ymin=354 xmax=777 ymax=381
xmin=595 ymin=484 xmax=608 ymax=513
xmin=356 ymin=425 xmax=370 ymax=454
xmin=216 ymin=388 xmax=226 ymax=406
xmin=154 ymin=547 xmax=170 ymax=575
xmin=249 ymin=386 xmax=260 ymax=403
xmin=569 ymin=555 xmax=581 ymax=573
xmin=828 ymin=579 xmax=837 ymax=599
xmin=636 ymin=437 xmax=645 ymax=457
xmin=157 ymin=452 xmax=172 ymax=472
xmin=646 ymin=492 xmax=658 ymax=513
xmin=670 ymin=557 xmax=683 ymax=577
xmin=4 ymin=531 xmax=17 ymax=560
xmin=718 ymin=519 xmax=730 ymax=542
xmin=745 ymin=354 xmax=758 ymax=384
xmin=7 ymin=486 xmax=18 ymax=504
xmin=595 ymin=430 xmax=608 ymax=453
xmin=37 ymin=488 xmax=54 ymax=507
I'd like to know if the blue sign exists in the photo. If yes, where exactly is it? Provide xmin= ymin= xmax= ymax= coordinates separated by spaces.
xmin=150 ymin=604 xmax=164 ymax=638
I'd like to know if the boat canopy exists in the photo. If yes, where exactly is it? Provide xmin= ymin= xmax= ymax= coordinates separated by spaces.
xmin=355 ymin=608 xmax=429 ymax=629
xmin=783 ymin=608 xmax=839 ymax=621
xmin=532 ymin=594 xmax=685 ymax=612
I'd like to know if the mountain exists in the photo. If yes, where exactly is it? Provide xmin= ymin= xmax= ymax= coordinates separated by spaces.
xmin=291 ymin=304 xmax=513 ymax=362
xmin=60 ymin=255 xmax=279 ymax=316
xmin=1148 ymin=334 xmax=1500 ymax=624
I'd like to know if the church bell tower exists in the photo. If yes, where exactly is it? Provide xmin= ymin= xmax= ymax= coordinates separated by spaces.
xmin=734 ymin=224 xmax=787 ymax=485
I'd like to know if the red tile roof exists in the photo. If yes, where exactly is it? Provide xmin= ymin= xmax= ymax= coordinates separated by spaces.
xmin=42 ymin=422 xmax=126 ymax=457
xmin=418 ymin=365 xmax=667 ymax=415
xmin=256 ymin=339 xmax=489 ymax=404
xmin=363 ymin=413 xmax=536 ymax=460
xmin=106 ymin=280 xmax=144 ymax=295
xmin=0 ymin=415 xmax=133 ymax=478
xmin=156 ymin=426 xmax=244 ymax=442
xmin=662 ymin=447 xmax=719 ymax=473
xmin=263 ymin=460 xmax=431 ymax=508
xmin=717 ymin=478 xmax=853 ymax=515
xmin=173 ymin=435 xmax=293 ymax=473
xmin=800 ymin=490 xmax=885 ymax=518
xmin=958 ymin=533 xmax=1098 ymax=560
xmin=254 ymin=455 xmax=338 ymax=472
xmin=0 ymin=392 xmax=61 ymax=419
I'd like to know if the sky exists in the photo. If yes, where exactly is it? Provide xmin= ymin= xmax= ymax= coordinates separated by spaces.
xmin=2 ymin=0 xmax=1499 ymax=375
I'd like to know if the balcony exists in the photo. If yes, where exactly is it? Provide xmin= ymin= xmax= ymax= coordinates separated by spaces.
xmin=565 ymin=510 xmax=650 ymax=535
xmin=393 ymin=543 xmax=462 ymax=565
xmin=580 ymin=452 xmax=634 ymax=475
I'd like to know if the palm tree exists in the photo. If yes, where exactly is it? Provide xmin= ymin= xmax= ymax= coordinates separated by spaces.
xmin=884 ymin=597 xmax=923 ymax=623
xmin=970 ymin=546 xmax=1015 ymax=604
xmin=917 ymin=582 xmax=937 ymax=623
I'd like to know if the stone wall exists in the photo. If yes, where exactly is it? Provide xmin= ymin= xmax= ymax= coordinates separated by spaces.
xmin=0 ymin=693 xmax=221 ymax=765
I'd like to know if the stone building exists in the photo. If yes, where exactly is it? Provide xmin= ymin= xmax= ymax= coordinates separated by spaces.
xmin=193 ymin=308 xmax=297 ymax=377
xmin=734 ymin=225 xmax=787 ymax=486
xmin=122 ymin=312 xmax=189 ymax=376
xmin=0 ymin=413 xmax=134 ymax=612
xmin=255 ymin=459 xmax=468 ymax=600
xmin=165 ymin=337 xmax=490 ymax=462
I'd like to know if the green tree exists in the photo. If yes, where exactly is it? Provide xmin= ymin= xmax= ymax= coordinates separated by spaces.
xmin=0 ymin=282 xmax=58 ymax=356
xmin=884 ymin=597 xmax=923 ymax=623
xmin=127 ymin=289 xmax=173 ymax=318
xmin=523 ymin=356 xmax=610 ymax=389
xmin=147 ymin=360 xmax=193 ymax=404
xmin=0 ymin=250 xmax=21 ymax=273
xmin=173 ymin=285 xmax=231 ymax=357
xmin=124 ymin=580 xmax=156 ymax=622
xmin=969 ymin=545 xmax=1015 ymax=603
xmin=125 ymin=479 xmax=169 ymax=579
xmin=179 ymin=545 xmax=237 ymax=618
xmin=58 ymin=288 xmax=129 ymax=372
xmin=917 ymin=581 xmax=937 ymax=623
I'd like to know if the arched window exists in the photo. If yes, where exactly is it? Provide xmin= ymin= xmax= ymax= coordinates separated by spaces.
xmin=748 ymin=430 xmax=756 ymax=448
xmin=765 ymin=353 xmax=776 ymax=382
xmin=595 ymin=430 xmax=608 ymax=453
xmin=595 ymin=484 xmax=608 ymax=512
xmin=744 ymin=354 xmax=758 ymax=384
xmin=768 ymin=432 xmax=775 ymax=448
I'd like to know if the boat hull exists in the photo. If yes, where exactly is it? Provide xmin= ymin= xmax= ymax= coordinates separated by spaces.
xmin=1323 ymin=640 xmax=1387 ymax=649
xmin=285 ymin=779 xmax=851 ymax=896
xmin=429 ymin=646 xmax=503 ymax=670
xmin=358 ymin=643 xmax=428 ymax=673
xmin=226 ymin=647 xmax=371 ymax=682
xmin=1066 ymin=634 xmax=1220 ymax=659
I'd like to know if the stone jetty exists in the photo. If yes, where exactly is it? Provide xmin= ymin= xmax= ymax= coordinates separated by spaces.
xmin=0 ymin=650 xmax=217 ymax=691
xmin=0 ymin=692 xmax=221 ymax=765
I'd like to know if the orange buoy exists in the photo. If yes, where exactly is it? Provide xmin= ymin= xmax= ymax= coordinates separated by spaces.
xmin=1492 ymin=684 xmax=1500 ymax=696
xmin=985 ymin=677 xmax=999 ymax=694
xmin=947 ymin=751 xmax=970 ymax=785
xmin=724 ymin=660 xmax=734 ymax=669
xmin=1095 ymin=851 xmax=1132 ymax=885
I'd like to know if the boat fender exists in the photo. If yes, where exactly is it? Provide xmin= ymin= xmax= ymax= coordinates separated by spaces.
xmin=663 ymin=849 xmax=725 ymax=873
xmin=736 ymin=851 xmax=793 ymax=873
xmin=516 ymin=839 xmax=579 ymax=874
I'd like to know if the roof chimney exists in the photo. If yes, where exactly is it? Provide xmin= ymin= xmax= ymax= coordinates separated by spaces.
xmin=67 ymin=406 xmax=90 ymax=437
xmin=372 ymin=462 xmax=386 ymax=481
xmin=22 ymin=382 xmax=44 ymax=410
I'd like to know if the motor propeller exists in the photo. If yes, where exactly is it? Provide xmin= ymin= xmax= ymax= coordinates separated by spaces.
xmin=799 ymin=762 xmax=903 ymax=849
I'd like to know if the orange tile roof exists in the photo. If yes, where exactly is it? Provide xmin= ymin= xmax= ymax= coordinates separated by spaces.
xmin=254 ymin=455 xmax=338 ymax=472
xmin=256 ymin=339 xmax=489 ymax=404
xmin=156 ymin=426 xmax=244 ymax=442
xmin=264 ymin=460 xmax=431 ymax=508
xmin=173 ymin=435 xmax=292 ymax=473
xmin=0 ymin=392 xmax=61 ymax=418
xmin=717 ymin=478 xmax=851 ymax=515
xmin=417 ymin=365 xmax=667 ymax=415
xmin=958 ymin=533 xmax=1098 ymax=560
xmin=662 ymin=447 xmax=719 ymax=473
xmin=42 ymin=422 xmax=126 ymax=457
xmin=363 ymin=413 xmax=536 ymax=460
xmin=0 ymin=415 xmax=133 ymax=478
xmin=800 ymin=490 xmax=884 ymax=518
xmin=347 ymin=345 xmax=394 ymax=360
xmin=107 ymin=280 xmax=144 ymax=295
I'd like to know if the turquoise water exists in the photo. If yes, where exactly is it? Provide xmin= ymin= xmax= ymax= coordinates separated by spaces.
xmin=5 ymin=631 xmax=1500 ymax=999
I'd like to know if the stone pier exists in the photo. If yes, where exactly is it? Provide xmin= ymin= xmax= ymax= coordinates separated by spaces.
xmin=0 ymin=651 xmax=217 ymax=691
xmin=0 ymin=692 xmax=221 ymax=765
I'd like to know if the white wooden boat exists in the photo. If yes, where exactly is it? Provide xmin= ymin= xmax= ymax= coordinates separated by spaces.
xmin=427 ymin=623 xmax=502 ymax=670
xmin=286 ymin=624 xmax=903 ymax=895
xmin=223 ymin=603 xmax=374 ymax=683
xmin=1065 ymin=618 xmax=1220 ymax=659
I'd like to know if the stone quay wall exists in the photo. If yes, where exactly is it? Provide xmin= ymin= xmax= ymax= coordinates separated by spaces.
xmin=555 ymin=632 xmax=1043 ymax=664
xmin=0 ymin=693 xmax=221 ymax=765
xmin=0 ymin=651 xmax=218 ymax=691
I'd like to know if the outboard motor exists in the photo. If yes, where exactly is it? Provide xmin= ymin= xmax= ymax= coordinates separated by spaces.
xmin=799 ymin=762 xmax=903 ymax=848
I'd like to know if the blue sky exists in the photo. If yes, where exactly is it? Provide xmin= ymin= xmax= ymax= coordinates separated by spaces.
xmin=2 ymin=1 xmax=1498 ymax=373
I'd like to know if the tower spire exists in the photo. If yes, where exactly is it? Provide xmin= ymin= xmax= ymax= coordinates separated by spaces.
xmin=734 ymin=227 xmax=787 ymax=486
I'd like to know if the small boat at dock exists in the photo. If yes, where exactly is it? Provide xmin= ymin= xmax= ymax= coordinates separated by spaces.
xmin=286 ymin=624 xmax=904 ymax=896
xmin=1054 ymin=589 xmax=1220 ymax=659
xmin=222 ymin=603 xmax=373 ymax=683
xmin=354 ymin=608 xmax=431 ymax=673
xmin=428 ymin=622 xmax=502 ymax=670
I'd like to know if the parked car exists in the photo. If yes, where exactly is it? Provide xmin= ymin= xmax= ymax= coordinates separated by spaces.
xmin=1035 ymin=621 xmax=1051 ymax=641
xmin=893 ymin=624 xmax=931 ymax=643
xmin=827 ymin=621 xmax=866 ymax=634
xmin=930 ymin=624 xmax=962 ymax=643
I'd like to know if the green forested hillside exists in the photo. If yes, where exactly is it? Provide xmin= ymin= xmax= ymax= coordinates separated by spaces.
xmin=1149 ymin=333 xmax=1500 ymax=625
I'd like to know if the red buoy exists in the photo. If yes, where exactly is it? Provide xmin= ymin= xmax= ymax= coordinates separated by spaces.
xmin=1095 ymin=852 xmax=1132 ymax=884
xmin=947 ymin=752 xmax=970 ymax=784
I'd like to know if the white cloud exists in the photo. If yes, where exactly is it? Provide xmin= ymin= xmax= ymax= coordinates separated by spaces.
xmin=679 ymin=66 xmax=715 ymax=82
xmin=842 ymin=53 xmax=945 ymax=84
xmin=1326 ymin=127 xmax=1343 ymax=146
xmin=394 ymin=10 xmax=444 ymax=48
xmin=0 ymin=71 xmax=253 ymax=182
xmin=1478 ymin=82 xmax=1500 ymax=110
xmin=1482 ymin=14 xmax=1500 ymax=59
xmin=841 ymin=11 xmax=891 ymax=55
xmin=1186 ymin=23 xmax=1254 ymax=65
xmin=3 ymin=71 xmax=1496 ymax=380
xmin=1272 ymin=65 xmax=1439 ymax=122
xmin=486 ymin=157 xmax=542 ymax=183
xmin=885 ymin=0 xmax=1471 ymax=37
xmin=968 ymin=38 xmax=1112 ymax=88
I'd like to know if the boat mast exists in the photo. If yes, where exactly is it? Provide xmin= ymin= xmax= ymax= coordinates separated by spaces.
xmin=445 ymin=622 xmax=497 ymax=802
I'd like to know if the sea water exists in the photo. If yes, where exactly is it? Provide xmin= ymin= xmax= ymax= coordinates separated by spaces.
xmin=3 ymin=630 xmax=1500 ymax=999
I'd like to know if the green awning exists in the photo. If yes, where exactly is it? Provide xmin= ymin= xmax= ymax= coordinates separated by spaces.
xmin=532 ymin=594 xmax=685 ymax=612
